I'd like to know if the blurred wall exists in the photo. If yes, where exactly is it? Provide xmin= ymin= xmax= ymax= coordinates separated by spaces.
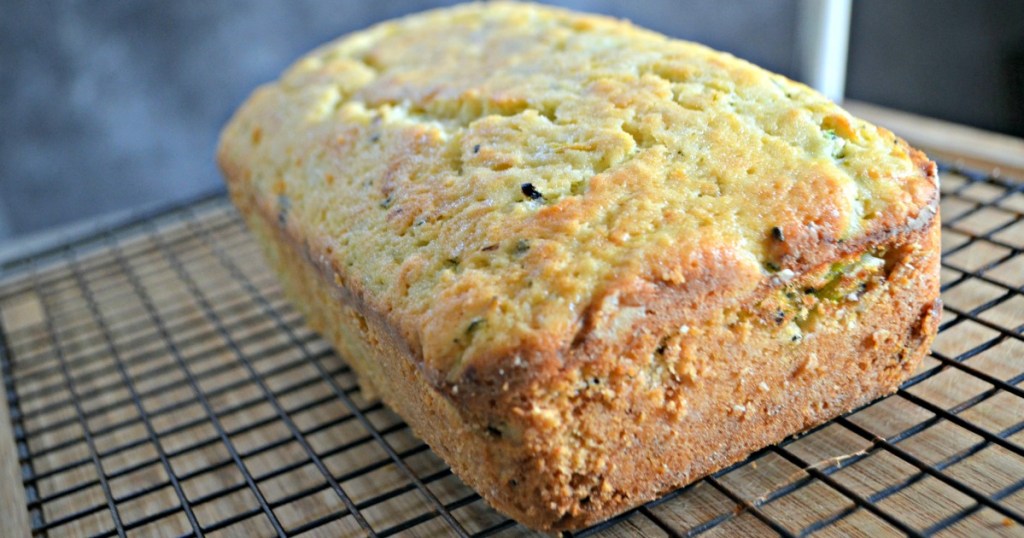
xmin=847 ymin=0 xmax=1024 ymax=138
xmin=1 ymin=1 xmax=1020 ymax=242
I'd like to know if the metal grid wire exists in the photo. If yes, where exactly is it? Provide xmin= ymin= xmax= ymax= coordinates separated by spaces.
xmin=0 ymin=163 xmax=1022 ymax=537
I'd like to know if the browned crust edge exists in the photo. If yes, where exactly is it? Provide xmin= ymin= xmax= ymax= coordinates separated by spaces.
xmin=219 ymin=136 xmax=939 ymax=396
xmin=226 ymin=167 xmax=941 ymax=530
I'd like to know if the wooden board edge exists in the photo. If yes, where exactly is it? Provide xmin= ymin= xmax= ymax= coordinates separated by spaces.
xmin=0 ymin=384 xmax=32 ymax=537
xmin=844 ymin=100 xmax=1024 ymax=181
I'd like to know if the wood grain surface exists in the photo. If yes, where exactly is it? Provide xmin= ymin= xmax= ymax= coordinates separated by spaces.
xmin=844 ymin=100 xmax=1024 ymax=182
xmin=1 ymin=370 xmax=32 ymax=537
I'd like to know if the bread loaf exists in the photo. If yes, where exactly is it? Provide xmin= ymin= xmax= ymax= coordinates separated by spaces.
xmin=218 ymin=2 xmax=940 ymax=530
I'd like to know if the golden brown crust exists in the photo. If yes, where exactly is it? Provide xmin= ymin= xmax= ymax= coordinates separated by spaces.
xmin=218 ymin=2 xmax=942 ymax=531
xmin=217 ymin=2 xmax=939 ymax=383
xmin=234 ymin=191 xmax=940 ymax=530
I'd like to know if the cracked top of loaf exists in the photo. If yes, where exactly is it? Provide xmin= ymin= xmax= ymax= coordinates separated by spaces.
xmin=218 ymin=1 xmax=937 ymax=383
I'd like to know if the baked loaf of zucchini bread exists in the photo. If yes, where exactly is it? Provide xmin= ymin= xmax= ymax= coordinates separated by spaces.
xmin=218 ymin=2 xmax=940 ymax=531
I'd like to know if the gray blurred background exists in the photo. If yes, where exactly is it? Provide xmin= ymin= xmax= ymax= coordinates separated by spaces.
xmin=2 ymin=0 xmax=1023 ymax=249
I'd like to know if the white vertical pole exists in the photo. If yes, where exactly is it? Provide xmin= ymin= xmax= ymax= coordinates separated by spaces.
xmin=798 ymin=0 xmax=853 ymax=102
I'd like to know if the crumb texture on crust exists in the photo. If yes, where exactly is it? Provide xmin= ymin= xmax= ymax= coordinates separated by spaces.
xmin=240 ymin=197 xmax=941 ymax=531
xmin=217 ymin=2 xmax=937 ymax=380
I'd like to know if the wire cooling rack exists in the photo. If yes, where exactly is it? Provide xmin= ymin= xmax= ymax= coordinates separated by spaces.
xmin=0 ymin=164 xmax=1022 ymax=537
